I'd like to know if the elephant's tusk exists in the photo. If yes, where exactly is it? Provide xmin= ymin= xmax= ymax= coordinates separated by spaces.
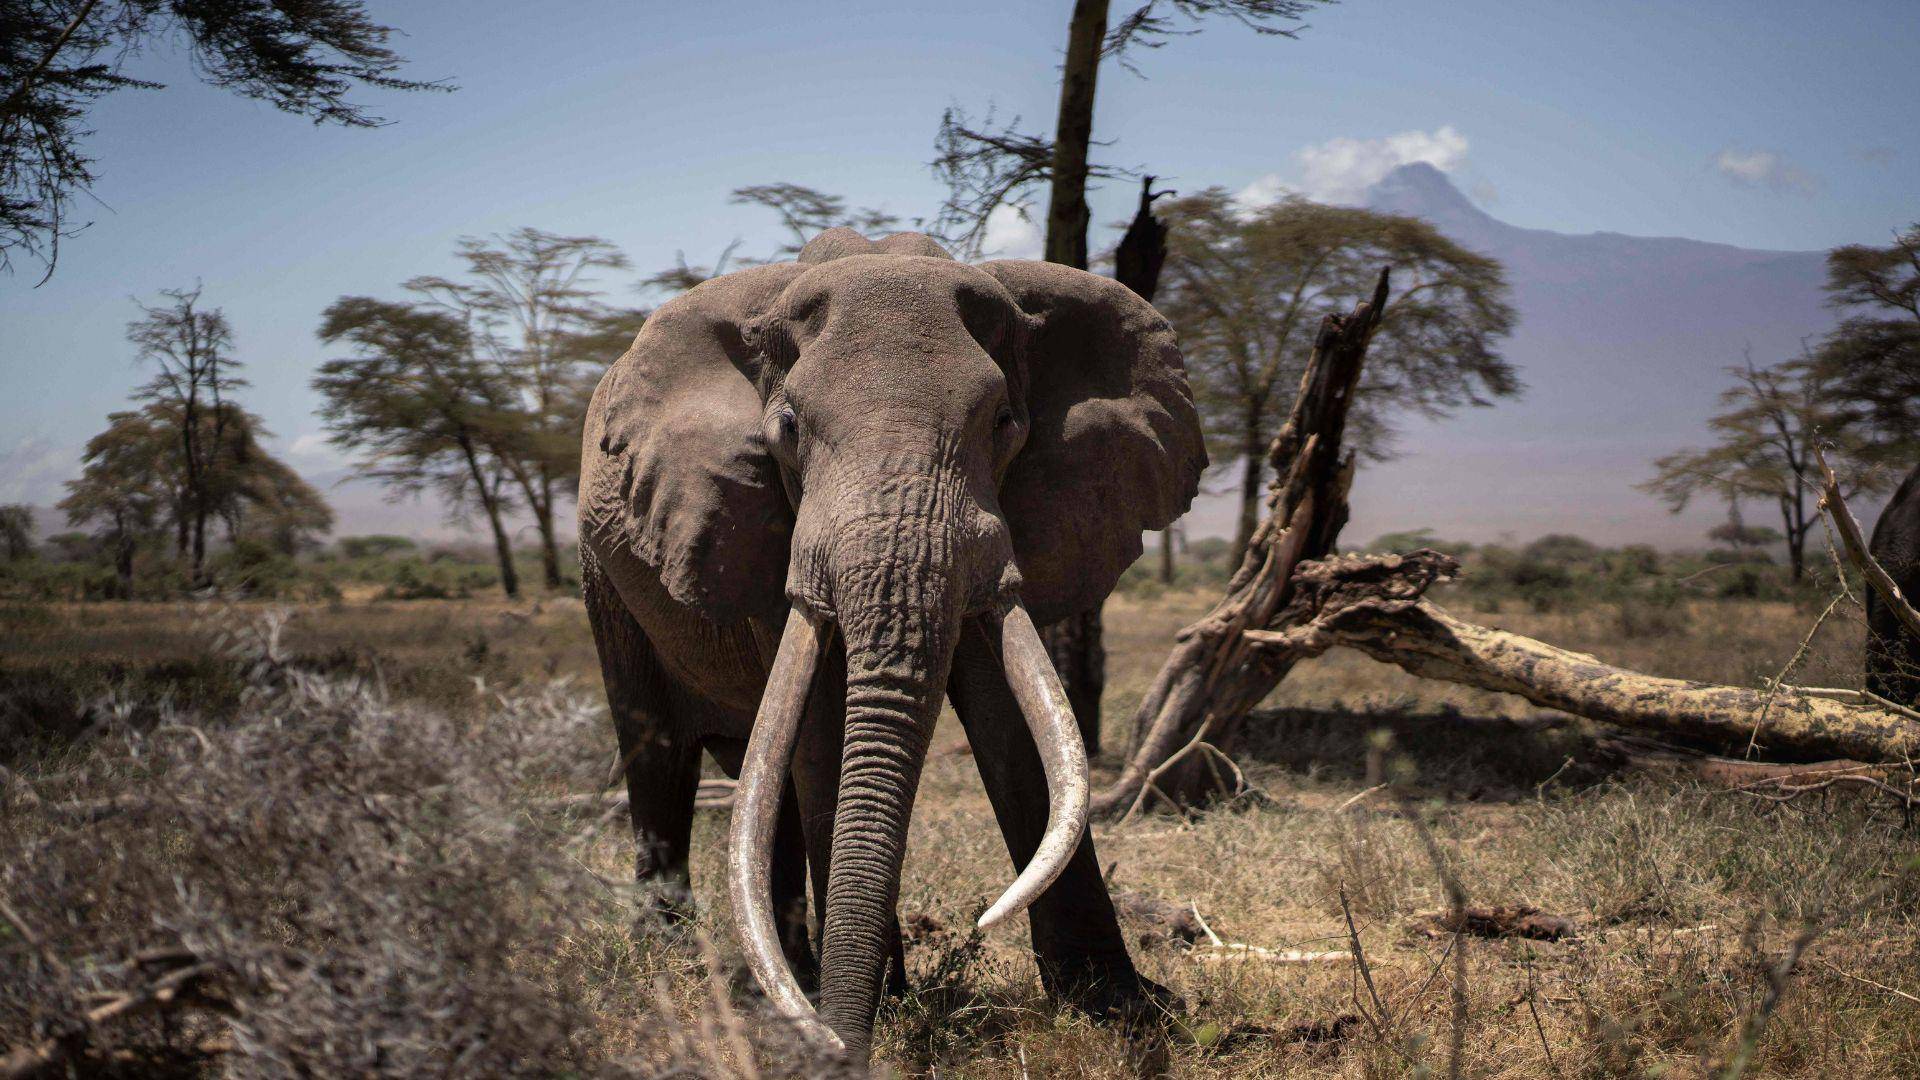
xmin=978 ymin=603 xmax=1091 ymax=929
xmin=726 ymin=607 xmax=842 ymax=1050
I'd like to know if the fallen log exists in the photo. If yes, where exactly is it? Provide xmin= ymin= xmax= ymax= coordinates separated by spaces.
xmin=1241 ymin=551 xmax=1920 ymax=765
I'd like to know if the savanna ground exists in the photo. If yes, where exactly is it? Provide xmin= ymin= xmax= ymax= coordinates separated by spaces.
xmin=2 ymin=568 xmax=1917 ymax=1077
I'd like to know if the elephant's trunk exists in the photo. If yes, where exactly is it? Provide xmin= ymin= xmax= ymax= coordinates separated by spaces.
xmin=812 ymin=502 xmax=962 ymax=1055
xmin=728 ymin=464 xmax=1090 ymax=1057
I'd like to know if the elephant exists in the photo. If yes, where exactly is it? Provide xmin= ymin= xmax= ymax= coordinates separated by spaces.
xmin=576 ymin=227 xmax=1206 ymax=1058
xmin=1866 ymin=462 xmax=1920 ymax=706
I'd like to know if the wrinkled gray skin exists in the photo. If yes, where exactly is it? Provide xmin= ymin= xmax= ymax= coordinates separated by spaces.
xmin=577 ymin=229 xmax=1205 ymax=1058
xmin=1867 ymin=463 xmax=1920 ymax=706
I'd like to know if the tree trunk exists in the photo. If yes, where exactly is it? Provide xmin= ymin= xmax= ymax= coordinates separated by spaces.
xmin=1231 ymin=403 xmax=1265 ymax=569
xmin=484 ymin=497 xmax=520 ymax=601
xmin=536 ymin=473 xmax=564 ymax=590
xmin=1043 ymin=0 xmax=1109 ymax=271
xmin=1114 ymin=175 xmax=1171 ymax=302
xmin=189 ymin=506 xmax=208 ymax=588
xmin=1781 ymin=495 xmax=1806 ymax=583
xmin=1037 ymin=0 xmax=1113 ymax=756
xmin=461 ymin=441 xmax=519 ymax=599
xmin=114 ymin=529 xmax=135 ymax=600
xmin=1096 ymin=271 xmax=1387 ymax=815
xmin=1160 ymin=528 xmax=1176 ymax=585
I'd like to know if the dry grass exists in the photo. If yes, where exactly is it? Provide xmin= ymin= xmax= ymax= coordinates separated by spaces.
xmin=2 ymin=590 xmax=1916 ymax=1078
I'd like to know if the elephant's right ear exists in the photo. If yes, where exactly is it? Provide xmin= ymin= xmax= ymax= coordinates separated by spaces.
xmin=579 ymin=264 xmax=805 ymax=623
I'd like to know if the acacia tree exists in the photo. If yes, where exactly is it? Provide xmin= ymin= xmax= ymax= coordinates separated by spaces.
xmin=314 ymin=296 xmax=524 ymax=598
xmin=408 ymin=228 xmax=630 ymax=590
xmin=61 ymin=411 xmax=170 ymax=595
xmin=1156 ymin=191 xmax=1519 ymax=564
xmin=1811 ymin=221 xmax=1920 ymax=458
xmin=1643 ymin=354 xmax=1891 ymax=582
xmin=59 ymin=401 xmax=326 ymax=594
xmin=127 ymin=286 xmax=248 ymax=586
xmin=0 ymin=0 xmax=445 ymax=278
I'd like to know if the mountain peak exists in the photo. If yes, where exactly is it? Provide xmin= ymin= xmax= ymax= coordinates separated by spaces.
xmin=1364 ymin=163 xmax=1496 ymax=230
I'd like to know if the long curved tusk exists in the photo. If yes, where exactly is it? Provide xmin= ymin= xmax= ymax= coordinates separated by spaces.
xmin=978 ymin=603 xmax=1092 ymax=929
xmin=726 ymin=607 xmax=842 ymax=1050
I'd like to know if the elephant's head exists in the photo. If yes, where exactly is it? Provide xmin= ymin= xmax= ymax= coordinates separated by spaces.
xmin=579 ymin=229 xmax=1204 ymax=1052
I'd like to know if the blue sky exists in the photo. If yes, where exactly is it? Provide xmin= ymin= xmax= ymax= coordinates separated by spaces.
xmin=3 ymin=0 xmax=1915 ymax=541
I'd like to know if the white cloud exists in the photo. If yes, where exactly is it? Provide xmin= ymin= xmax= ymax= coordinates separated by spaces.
xmin=289 ymin=432 xmax=333 ymax=458
xmin=1240 ymin=125 xmax=1471 ymax=208
xmin=1711 ymin=148 xmax=1817 ymax=195
xmin=1234 ymin=172 xmax=1297 ymax=207
xmin=980 ymin=202 xmax=1044 ymax=260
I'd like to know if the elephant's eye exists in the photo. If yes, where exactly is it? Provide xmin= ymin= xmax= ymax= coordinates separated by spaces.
xmin=994 ymin=405 xmax=1016 ymax=431
xmin=768 ymin=408 xmax=798 ymax=455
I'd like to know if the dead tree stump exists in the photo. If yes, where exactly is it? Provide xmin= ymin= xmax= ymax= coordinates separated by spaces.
xmin=1093 ymin=269 xmax=1387 ymax=815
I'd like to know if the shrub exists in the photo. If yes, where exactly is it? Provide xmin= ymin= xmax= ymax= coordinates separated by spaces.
xmin=0 ymin=616 xmax=836 ymax=1077
xmin=338 ymin=534 xmax=419 ymax=559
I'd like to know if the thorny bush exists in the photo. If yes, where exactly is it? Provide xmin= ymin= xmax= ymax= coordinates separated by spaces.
xmin=0 ymin=610 xmax=839 ymax=1078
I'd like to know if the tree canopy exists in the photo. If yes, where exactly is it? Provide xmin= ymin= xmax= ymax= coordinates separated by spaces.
xmin=1809 ymin=222 xmax=1920 ymax=457
xmin=1 ymin=0 xmax=445 ymax=278
xmin=1154 ymin=190 xmax=1519 ymax=560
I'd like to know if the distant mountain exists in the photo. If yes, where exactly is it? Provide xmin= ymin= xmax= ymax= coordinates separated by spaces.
xmin=1299 ymin=162 xmax=1832 ymax=547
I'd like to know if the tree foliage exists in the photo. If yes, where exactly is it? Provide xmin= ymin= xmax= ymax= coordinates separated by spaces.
xmin=125 ymin=285 xmax=247 ymax=584
xmin=0 ymin=0 xmax=445 ymax=277
xmin=1154 ymin=190 xmax=1519 ymax=560
xmin=1809 ymin=222 xmax=1920 ymax=456
xmin=60 ymin=399 xmax=327 ymax=594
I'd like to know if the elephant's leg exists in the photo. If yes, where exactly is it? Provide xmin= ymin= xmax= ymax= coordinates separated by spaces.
xmin=584 ymin=564 xmax=700 ymax=915
xmin=788 ymin=636 xmax=910 ymax=1000
xmin=947 ymin=618 xmax=1169 ymax=1020
xmin=707 ymin=737 xmax=817 ymax=989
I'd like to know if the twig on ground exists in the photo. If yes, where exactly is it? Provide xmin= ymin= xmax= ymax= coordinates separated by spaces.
xmin=1334 ymin=783 xmax=1388 ymax=813
xmin=0 ymin=961 xmax=223 ymax=1080
xmin=1190 ymin=945 xmax=1352 ymax=964
xmin=1812 ymin=959 xmax=1920 ymax=1006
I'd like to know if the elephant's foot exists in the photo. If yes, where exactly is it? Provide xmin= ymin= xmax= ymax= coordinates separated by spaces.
xmin=1046 ymin=957 xmax=1182 ymax=1028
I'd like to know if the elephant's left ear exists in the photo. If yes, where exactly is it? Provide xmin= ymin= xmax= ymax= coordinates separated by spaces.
xmin=981 ymin=261 xmax=1208 ymax=624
